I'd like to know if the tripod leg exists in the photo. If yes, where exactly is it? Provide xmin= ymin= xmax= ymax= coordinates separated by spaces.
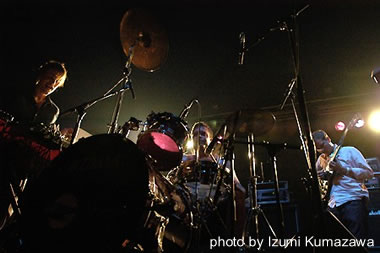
xmin=258 ymin=208 xmax=278 ymax=238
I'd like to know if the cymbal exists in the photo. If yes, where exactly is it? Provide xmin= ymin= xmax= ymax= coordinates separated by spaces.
xmin=226 ymin=109 xmax=276 ymax=136
xmin=120 ymin=8 xmax=169 ymax=72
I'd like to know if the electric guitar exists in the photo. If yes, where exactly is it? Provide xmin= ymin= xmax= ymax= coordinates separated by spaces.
xmin=319 ymin=113 xmax=361 ymax=204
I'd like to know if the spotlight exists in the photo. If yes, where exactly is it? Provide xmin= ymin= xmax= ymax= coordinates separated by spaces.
xmin=335 ymin=121 xmax=345 ymax=131
xmin=369 ymin=111 xmax=380 ymax=133
xmin=355 ymin=119 xmax=365 ymax=128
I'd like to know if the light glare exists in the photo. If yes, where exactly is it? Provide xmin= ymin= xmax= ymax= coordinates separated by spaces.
xmin=369 ymin=111 xmax=380 ymax=133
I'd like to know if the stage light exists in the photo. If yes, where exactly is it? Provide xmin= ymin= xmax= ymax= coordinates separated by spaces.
xmin=335 ymin=121 xmax=346 ymax=131
xmin=355 ymin=119 xmax=365 ymax=128
xmin=368 ymin=111 xmax=380 ymax=132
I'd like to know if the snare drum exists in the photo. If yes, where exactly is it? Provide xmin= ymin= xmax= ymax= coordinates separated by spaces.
xmin=137 ymin=112 xmax=188 ymax=171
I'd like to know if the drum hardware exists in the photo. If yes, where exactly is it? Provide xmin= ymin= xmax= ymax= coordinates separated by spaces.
xmin=145 ymin=163 xmax=194 ymax=252
xmin=106 ymin=54 xmax=135 ymax=134
xmin=120 ymin=117 xmax=144 ymax=138
xmin=120 ymin=8 xmax=169 ymax=72
xmin=106 ymin=8 xmax=169 ymax=135
xmin=137 ymin=112 xmax=189 ymax=171
xmin=242 ymin=134 xmax=278 ymax=246
xmin=224 ymin=109 xmax=282 ymax=248
xmin=238 ymin=138 xmax=301 ymax=243
xmin=207 ymin=111 xmax=241 ymax=241
xmin=178 ymin=98 xmax=199 ymax=120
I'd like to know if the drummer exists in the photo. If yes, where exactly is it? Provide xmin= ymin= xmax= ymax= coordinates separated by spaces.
xmin=180 ymin=121 xmax=247 ymax=238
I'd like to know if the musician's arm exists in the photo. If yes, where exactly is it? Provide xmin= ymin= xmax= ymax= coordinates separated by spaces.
xmin=344 ymin=147 xmax=373 ymax=181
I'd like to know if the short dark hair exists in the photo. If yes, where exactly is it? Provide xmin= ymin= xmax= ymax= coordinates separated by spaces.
xmin=312 ymin=129 xmax=329 ymax=141
xmin=37 ymin=60 xmax=67 ymax=87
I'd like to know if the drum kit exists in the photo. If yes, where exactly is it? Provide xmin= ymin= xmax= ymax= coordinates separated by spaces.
xmin=0 ymin=7 xmax=296 ymax=253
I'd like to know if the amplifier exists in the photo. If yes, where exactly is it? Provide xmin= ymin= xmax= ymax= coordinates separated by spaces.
xmin=369 ymin=189 xmax=380 ymax=249
xmin=366 ymin=157 xmax=380 ymax=172
xmin=257 ymin=181 xmax=290 ymax=205
xmin=365 ymin=158 xmax=380 ymax=189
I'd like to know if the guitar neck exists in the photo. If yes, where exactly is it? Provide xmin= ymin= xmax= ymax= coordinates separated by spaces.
xmin=329 ymin=127 xmax=349 ymax=162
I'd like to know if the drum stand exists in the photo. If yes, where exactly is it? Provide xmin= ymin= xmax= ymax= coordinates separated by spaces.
xmin=106 ymin=47 xmax=136 ymax=134
xmin=190 ymin=156 xmax=230 ymax=252
xmin=243 ymin=134 xmax=278 ymax=250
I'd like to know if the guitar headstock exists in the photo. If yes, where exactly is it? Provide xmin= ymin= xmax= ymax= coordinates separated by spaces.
xmin=347 ymin=113 xmax=362 ymax=131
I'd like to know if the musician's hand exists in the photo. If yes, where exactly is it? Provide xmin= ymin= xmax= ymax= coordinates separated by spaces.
xmin=61 ymin=128 xmax=74 ymax=141
xmin=329 ymin=159 xmax=347 ymax=175
xmin=317 ymin=169 xmax=326 ymax=178
xmin=318 ymin=154 xmax=329 ymax=169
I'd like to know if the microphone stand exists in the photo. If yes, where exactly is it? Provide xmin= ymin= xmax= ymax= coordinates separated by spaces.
xmin=59 ymin=89 xmax=127 ymax=145
xmin=241 ymin=18 xmax=290 ymax=62
xmin=279 ymin=5 xmax=327 ymax=249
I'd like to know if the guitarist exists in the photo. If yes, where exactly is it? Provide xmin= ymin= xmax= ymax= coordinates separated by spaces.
xmin=312 ymin=129 xmax=373 ymax=239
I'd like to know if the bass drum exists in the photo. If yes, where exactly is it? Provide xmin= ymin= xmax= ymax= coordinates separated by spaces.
xmin=18 ymin=134 xmax=150 ymax=253
xmin=137 ymin=112 xmax=188 ymax=171
xmin=143 ymin=165 xmax=193 ymax=252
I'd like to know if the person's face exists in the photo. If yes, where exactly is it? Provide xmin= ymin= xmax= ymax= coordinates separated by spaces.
xmin=314 ymin=138 xmax=334 ymax=155
xmin=36 ymin=69 xmax=65 ymax=96
xmin=192 ymin=125 xmax=211 ymax=147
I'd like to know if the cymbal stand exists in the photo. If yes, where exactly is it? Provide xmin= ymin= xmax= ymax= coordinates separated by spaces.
xmin=107 ymin=43 xmax=136 ymax=134
xmin=242 ymin=134 xmax=277 ymax=249
xmin=213 ymin=116 xmax=240 ymax=246
xmin=262 ymin=142 xmax=286 ymax=239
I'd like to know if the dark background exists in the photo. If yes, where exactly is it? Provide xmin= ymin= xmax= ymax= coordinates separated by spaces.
xmin=1 ymin=0 xmax=380 ymax=236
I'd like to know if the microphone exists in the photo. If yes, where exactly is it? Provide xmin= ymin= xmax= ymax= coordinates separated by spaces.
xmin=205 ymin=123 xmax=226 ymax=155
xmin=238 ymin=32 xmax=246 ymax=65
xmin=179 ymin=98 xmax=198 ymax=120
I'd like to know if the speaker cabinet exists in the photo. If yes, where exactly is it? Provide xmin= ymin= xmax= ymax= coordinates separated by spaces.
xmin=369 ymin=189 xmax=380 ymax=250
